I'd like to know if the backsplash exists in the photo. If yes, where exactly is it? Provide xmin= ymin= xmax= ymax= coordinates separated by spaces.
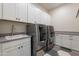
xmin=0 ymin=20 xmax=26 ymax=35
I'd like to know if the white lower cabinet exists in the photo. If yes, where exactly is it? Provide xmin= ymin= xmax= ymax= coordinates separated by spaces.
xmin=55 ymin=35 xmax=62 ymax=46
xmin=2 ymin=45 xmax=21 ymax=56
xmin=61 ymin=35 xmax=72 ymax=48
xmin=20 ymin=38 xmax=31 ymax=56
xmin=71 ymin=36 xmax=79 ymax=51
xmin=55 ymin=34 xmax=79 ymax=51
xmin=0 ymin=38 xmax=31 ymax=56
xmin=20 ymin=42 xmax=31 ymax=56
xmin=55 ymin=34 xmax=71 ymax=48
xmin=0 ymin=44 xmax=2 ymax=55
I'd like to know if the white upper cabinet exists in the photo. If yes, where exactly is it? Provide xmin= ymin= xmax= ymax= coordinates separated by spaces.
xmin=0 ymin=3 xmax=2 ymax=19
xmin=38 ymin=10 xmax=51 ymax=25
xmin=40 ymin=11 xmax=46 ymax=25
xmin=3 ymin=3 xmax=16 ymax=21
xmin=45 ymin=14 xmax=51 ymax=25
xmin=26 ymin=3 xmax=28 ymax=22
xmin=16 ymin=3 xmax=27 ymax=22
xmin=43 ymin=12 xmax=51 ymax=25
xmin=28 ymin=4 xmax=45 ymax=24
xmin=34 ymin=7 xmax=42 ymax=24
xmin=1 ymin=3 xmax=51 ymax=25
xmin=28 ymin=4 xmax=51 ymax=25
xmin=3 ymin=3 xmax=28 ymax=22
xmin=37 ymin=10 xmax=43 ymax=24
xmin=28 ymin=4 xmax=37 ymax=24
xmin=43 ymin=13 xmax=51 ymax=25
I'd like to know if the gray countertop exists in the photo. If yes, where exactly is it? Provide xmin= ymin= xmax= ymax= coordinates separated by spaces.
xmin=55 ymin=31 xmax=79 ymax=36
xmin=0 ymin=34 xmax=31 ymax=43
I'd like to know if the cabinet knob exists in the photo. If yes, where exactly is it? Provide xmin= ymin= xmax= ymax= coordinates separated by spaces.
xmin=21 ymin=46 xmax=23 ymax=48
xmin=18 ymin=47 xmax=20 ymax=49
xmin=16 ymin=18 xmax=18 ymax=20
xmin=16 ymin=18 xmax=20 ymax=20
xmin=70 ymin=39 xmax=73 ymax=40
xmin=18 ymin=18 xmax=20 ymax=20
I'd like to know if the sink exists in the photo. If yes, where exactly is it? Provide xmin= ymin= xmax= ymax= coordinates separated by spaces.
xmin=5 ymin=36 xmax=12 ymax=40
xmin=5 ymin=34 xmax=29 ymax=40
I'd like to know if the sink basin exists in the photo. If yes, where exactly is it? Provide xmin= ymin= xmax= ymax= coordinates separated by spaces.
xmin=5 ymin=34 xmax=29 ymax=40
xmin=5 ymin=36 xmax=12 ymax=40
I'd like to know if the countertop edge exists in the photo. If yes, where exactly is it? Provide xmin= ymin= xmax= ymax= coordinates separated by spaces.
xmin=0 ymin=36 xmax=31 ymax=43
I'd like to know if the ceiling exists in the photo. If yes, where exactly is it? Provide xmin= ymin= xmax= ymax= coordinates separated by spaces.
xmin=38 ymin=3 xmax=65 ymax=11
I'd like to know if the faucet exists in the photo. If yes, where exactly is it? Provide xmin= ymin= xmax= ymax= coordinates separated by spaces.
xmin=11 ymin=24 xmax=14 ymax=36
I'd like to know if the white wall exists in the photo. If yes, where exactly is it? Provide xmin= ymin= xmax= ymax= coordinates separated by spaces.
xmin=50 ymin=4 xmax=79 ymax=32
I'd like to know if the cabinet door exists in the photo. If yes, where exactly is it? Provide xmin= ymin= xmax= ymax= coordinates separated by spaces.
xmin=26 ymin=3 xmax=28 ymax=22
xmin=28 ymin=4 xmax=38 ymax=24
xmin=45 ymin=14 xmax=51 ymax=25
xmin=0 ymin=44 xmax=2 ymax=56
xmin=43 ymin=13 xmax=51 ymax=25
xmin=39 ymin=11 xmax=50 ymax=25
xmin=20 ymin=38 xmax=31 ymax=56
xmin=35 ymin=7 xmax=42 ymax=24
xmin=2 ymin=45 xmax=20 ymax=56
xmin=2 ymin=39 xmax=21 ymax=56
xmin=55 ymin=35 xmax=62 ymax=46
xmin=72 ymin=36 xmax=79 ymax=51
xmin=37 ymin=10 xmax=43 ymax=24
xmin=42 ymin=12 xmax=47 ymax=25
xmin=0 ymin=3 xmax=2 ymax=19
xmin=20 ymin=42 xmax=31 ymax=56
xmin=16 ymin=3 xmax=26 ymax=22
xmin=61 ymin=35 xmax=71 ymax=48
xmin=3 ymin=3 xmax=16 ymax=21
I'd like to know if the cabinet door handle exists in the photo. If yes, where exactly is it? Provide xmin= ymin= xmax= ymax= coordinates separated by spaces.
xmin=18 ymin=47 xmax=20 ymax=49
xmin=70 ymin=39 xmax=73 ymax=40
xmin=21 ymin=46 xmax=23 ymax=48
xmin=16 ymin=18 xmax=20 ymax=20
xmin=16 ymin=18 xmax=18 ymax=20
xmin=18 ymin=18 xmax=20 ymax=20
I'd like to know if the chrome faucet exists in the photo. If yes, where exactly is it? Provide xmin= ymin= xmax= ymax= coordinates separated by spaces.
xmin=11 ymin=24 xmax=14 ymax=36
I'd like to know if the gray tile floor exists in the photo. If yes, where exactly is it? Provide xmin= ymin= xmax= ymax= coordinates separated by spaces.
xmin=45 ymin=45 xmax=79 ymax=56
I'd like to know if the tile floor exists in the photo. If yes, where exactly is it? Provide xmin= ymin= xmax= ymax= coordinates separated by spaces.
xmin=44 ymin=45 xmax=79 ymax=56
